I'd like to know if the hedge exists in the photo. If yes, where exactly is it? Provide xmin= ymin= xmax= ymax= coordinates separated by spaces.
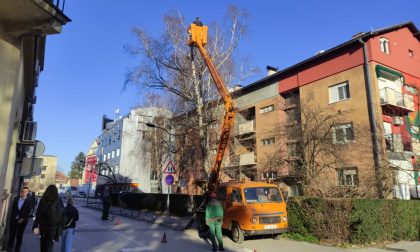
xmin=110 ymin=192 xmax=204 ymax=217
xmin=287 ymin=197 xmax=420 ymax=244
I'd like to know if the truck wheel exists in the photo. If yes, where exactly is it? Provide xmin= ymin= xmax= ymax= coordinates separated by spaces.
xmin=231 ymin=223 xmax=244 ymax=244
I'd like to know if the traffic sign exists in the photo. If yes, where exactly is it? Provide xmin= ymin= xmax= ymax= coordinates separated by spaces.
xmin=163 ymin=161 xmax=176 ymax=174
xmin=165 ymin=174 xmax=174 ymax=185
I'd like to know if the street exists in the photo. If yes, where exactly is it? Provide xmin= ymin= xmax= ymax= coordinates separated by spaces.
xmin=17 ymin=201 xmax=419 ymax=252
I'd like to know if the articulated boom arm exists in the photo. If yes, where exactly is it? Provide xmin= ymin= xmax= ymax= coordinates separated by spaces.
xmin=188 ymin=22 xmax=235 ymax=192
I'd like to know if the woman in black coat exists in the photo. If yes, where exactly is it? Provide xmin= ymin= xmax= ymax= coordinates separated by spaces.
xmin=32 ymin=185 xmax=64 ymax=252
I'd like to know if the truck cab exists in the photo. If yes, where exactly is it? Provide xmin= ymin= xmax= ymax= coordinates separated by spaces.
xmin=217 ymin=181 xmax=288 ymax=243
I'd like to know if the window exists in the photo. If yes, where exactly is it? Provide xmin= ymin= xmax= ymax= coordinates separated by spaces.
xmin=379 ymin=38 xmax=390 ymax=54
xmin=111 ymin=150 xmax=115 ymax=159
xmin=117 ymin=148 xmax=120 ymax=157
xmin=231 ymin=189 xmax=243 ymax=203
xmin=107 ymin=152 xmax=111 ymax=159
xmin=405 ymin=85 xmax=418 ymax=95
xmin=103 ymin=154 xmax=107 ymax=161
xmin=261 ymin=172 xmax=277 ymax=179
xmin=337 ymin=168 xmax=358 ymax=186
xmin=218 ymin=188 xmax=227 ymax=201
xmin=329 ymin=81 xmax=350 ymax=103
xmin=208 ymin=122 xmax=219 ymax=129
xmin=408 ymin=49 xmax=414 ymax=57
xmin=333 ymin=123 xmax=355 ymax=144
xmin=115 ymin=165 xmax=120 ymax=174
xmin=260 ymin=105 xmax=274 ymax=114
xmin=261 ymin=137 xmax=275 ymax=145
xmin=287 ymin=142 xmax=298 ymax=156
xmin=40 ymin=174 xmax=45 ymax=179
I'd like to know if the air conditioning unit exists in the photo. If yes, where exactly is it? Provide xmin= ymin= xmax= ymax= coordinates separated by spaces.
xmin=21 ymin=121 xmax=37 ymax=142
xmin=393 ymin=117 xmax=403 ymax=126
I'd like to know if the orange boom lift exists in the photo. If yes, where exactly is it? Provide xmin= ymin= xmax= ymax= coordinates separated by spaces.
xmin=187 ymin=20 xmax=235 ymax=192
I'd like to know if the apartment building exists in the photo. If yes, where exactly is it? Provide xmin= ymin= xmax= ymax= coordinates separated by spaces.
xmin=95 ymin=107 xmax=172 ymax=193
xmin=259 ymin=21 xmax=420 ymax=198
xmin=0 ymin=0 xmax=70 ymax=235
xmin=25 ymin=155 xmax=58 ymax=195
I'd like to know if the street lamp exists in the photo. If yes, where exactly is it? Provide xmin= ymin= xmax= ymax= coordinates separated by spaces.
xmin=146 ymin=122 xmax=175 ymax=224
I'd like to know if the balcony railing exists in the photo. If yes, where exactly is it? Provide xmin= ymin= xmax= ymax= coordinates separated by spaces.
xmin=384 ymin=134 xmax=412 ymax=152
xmin=238 ymin=120 xmax=255 ymax=135
xmin=239 ymin=152 xmax=256 ymax=165
xmin=47 ymin=0 xmax=67 ymax=13
xmin=380 ymin=88 xmax=414 ymax=114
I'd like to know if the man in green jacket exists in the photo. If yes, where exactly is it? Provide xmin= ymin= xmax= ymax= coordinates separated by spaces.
xmin=205 ymin=192 xmax=224 ymax=251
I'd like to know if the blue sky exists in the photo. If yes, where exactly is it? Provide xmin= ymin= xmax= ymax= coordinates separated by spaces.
xmin=35 ymin=0 xmax=420 ymax=175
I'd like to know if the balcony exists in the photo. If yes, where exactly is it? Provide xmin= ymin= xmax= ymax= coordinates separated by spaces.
xmin=0 ymin=0 xmax=71 ymax=37
xmin=237 ymin=120 xmax=255 ymax=135
xmin=239 ymin=152 xmax=256 ymax=166
xmin=380 ymin=88 xmax=414 ymax=116
xmin=384 ymin=134 xmax=412 ymax=152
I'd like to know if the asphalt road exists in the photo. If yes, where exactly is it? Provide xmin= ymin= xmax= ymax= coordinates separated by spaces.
xmin=16 ymin=201 xmax=420 ymax=252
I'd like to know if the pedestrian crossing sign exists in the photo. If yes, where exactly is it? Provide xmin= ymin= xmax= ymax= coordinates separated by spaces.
xmin=163 ymin=161 xmax=176 ymax=174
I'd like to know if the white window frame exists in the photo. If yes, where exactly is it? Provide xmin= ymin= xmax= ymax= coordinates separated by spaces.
xmin=333 ymin=123 xmax=355 ymax=144
xmin=116 ymin=148 xmax=120 ymax=157
xmin=379 ymin=38 xmax=390 ymax=54
xmin=111 ymin=150 xmax=115 ymax=159
xmin=329 ymin=81 xmax=350 ymax=103
xmin=336 ymin=167 xmax=358 ymax=186
xmin=107 ymin=152 xmax=111 ymax=159
xmin=261 ymin=137 xmax=276 ymax=145
xmin=260 ymin=105 xmax=274 ymax=114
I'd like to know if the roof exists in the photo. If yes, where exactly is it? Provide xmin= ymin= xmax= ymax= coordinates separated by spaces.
xmin=55 ymin=171 xmax=68 ymax=182
xmin=69 ymin=179 xmax=79 ymax=187
xmin=237 ymin=21 xmax=419 ymax=93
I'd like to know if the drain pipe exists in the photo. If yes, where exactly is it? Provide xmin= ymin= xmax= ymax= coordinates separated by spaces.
xmin=359 ymin=38 xmax=384 ymax=197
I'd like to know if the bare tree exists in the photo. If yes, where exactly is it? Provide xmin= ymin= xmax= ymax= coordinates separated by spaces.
xmin=263 ymin=93 xmax=382 ymax=198
xmin=124 ymin=6 xmax=257 ymax=182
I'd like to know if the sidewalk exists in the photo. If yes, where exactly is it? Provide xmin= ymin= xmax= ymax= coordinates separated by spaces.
xmin=81 ymin=198 xmax=193 ymax=231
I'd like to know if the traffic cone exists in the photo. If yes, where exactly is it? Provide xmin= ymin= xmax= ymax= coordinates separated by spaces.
xmin=115 ymin=217 xmax=121 ymax=225
xmin=161 ymin=232 xmax=167 ymax=243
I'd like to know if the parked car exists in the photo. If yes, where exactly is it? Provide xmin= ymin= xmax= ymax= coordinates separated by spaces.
xmin=66 ymin=186 xmax=78 ymax=197
xmin=78 ymin=191 xmax=87 ymax=197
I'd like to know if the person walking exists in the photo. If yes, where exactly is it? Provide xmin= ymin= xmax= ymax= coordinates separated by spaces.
xmin=205 ymin=192 xmax=224 ymax=251
xmin=28 ymin=191 xmax=37 ymax=217
xmin=61 ymin=197 xmax=79 ymax=252
xmin=101 ymin=185 xmax=111 ymax=220
xmin=32 ymin=185 xmax=64 ymax=252
xmin=8 ymin=186 xmax=33 ymax=252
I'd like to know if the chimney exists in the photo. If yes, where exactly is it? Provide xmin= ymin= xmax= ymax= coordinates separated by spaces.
xmin=352 ymin=31 xmax=365 ymax=39
xmin=266 ymin=65 xmax=278 ymax=76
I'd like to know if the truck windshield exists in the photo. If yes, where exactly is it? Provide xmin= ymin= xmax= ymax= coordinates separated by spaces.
xmin=244 ymin=187 xmax=283 ymax=203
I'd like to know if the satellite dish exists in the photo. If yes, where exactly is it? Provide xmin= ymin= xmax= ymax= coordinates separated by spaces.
xmin=24 ymin=140 xmax=45 ymax=157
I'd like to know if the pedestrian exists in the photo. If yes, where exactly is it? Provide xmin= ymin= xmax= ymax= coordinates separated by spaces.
xmin=101 ymin=185 xmax=111 ymax=220
xmin=61 ymin=197 xmax=79 ymax=252
xmin=29 ymin=191 xmax=37 ymax=217
xmin=205 ymin=192 xmax=224 ymax=251
xmin=32 ymin=185 xmax=64 ymax=252
xmin=8 ymin=186 xmax=33 ymax=252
